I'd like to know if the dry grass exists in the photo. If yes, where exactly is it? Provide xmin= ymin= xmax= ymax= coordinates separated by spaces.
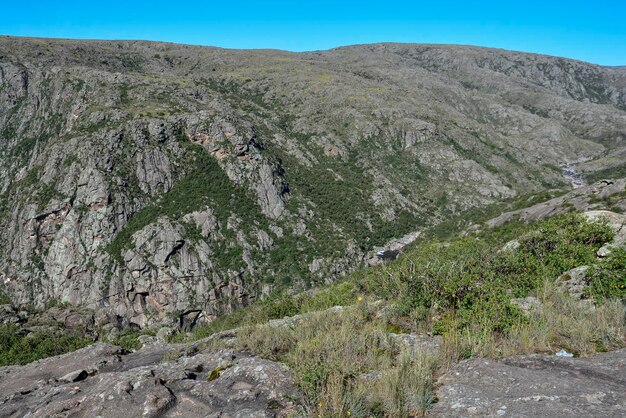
xmin=442 ymin=281 xmax=625 ymax=362
xmin=501 ymin=281 xmax=625 ymax=356
xmin=185 ymin=215 xmax=626 ymax=416
xmin=227 ymin=282 xmax=625 ymax=417
xmin=234 ymin=304 xmax=435 ymax=417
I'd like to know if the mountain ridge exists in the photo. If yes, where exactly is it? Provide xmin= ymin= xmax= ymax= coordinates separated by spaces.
xmin=3 ymin=34 xmax=623 ymax=68
xmin=0 ymin=36 xmax=625 ymax=328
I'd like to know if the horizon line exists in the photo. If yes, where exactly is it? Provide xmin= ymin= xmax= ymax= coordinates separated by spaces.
xmin=1 ymin=34 xmax=623 ymax=68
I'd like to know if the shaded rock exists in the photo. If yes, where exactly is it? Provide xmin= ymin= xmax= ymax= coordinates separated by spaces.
xmin=431 ymin=350 xmax=626 ymax=417
xmin=179 ymin=310 xmax=202 ymax=332
xmin=59 ymin=369 xmax=89 ymax=383
xmin=0 ymin=343 xmax=302 ymax=417
xmin=511 ymin=296 xmax=542 ymax=314
xmin=557 ymin=266 xmax=590 ymax=299
xmin=389 ymin=333 xmax=442 ymax=356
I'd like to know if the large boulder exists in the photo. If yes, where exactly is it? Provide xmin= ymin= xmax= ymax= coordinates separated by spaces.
xmin=583 ymin=210 xmax=626 ymax=247
xmin=0 ymin=343 xmax=302 ymax=417
xmin=431 ymin=350 xmax=626 ymax=417
xmin=557 ymin=266 xmax=590 ymax=299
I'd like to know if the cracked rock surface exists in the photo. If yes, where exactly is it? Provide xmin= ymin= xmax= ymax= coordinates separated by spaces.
xmin=0 ymin=343 xmax=302 ymax=417
xmin=431 ymin=350 xmax=626 ymax=417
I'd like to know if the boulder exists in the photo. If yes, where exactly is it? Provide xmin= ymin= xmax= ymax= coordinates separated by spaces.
xmin=557 ymin=266 xmax=590 ymax=299
xmin=597 ymin=244 xmax=614 ymax=258
xmin=156 ymin=326 xmax=174 ymax=343
xmin=431 ymin=350 xmax=626 ymax=417
xmin=501 ymin=239 xmax=521 ymax=252
xmin=511 ymin=296 xmax=542 ymax=314
xmin=0 ymin=344 xmax=302 ymax=417
xmin=389 ymin=333 xmax=442 ymax=356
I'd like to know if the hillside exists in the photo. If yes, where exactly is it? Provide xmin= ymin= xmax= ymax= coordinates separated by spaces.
xmin=1 ymin=206 xmax=624 ymax=416
xmin=1 ymin=36 xmax=626 ymax=328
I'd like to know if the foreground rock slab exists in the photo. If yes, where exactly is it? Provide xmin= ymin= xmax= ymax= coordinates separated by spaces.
xmin=0 ymin=343 xmax=302 ymax=417
xmin=431 ymin=350 xmax=626 ymax=417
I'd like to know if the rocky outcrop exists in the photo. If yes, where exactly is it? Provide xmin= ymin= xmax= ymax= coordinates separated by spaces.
xmin=510 ymin=296 xmax=542 ymax=314
xmin=583 ymin=210 xmax=626 ymax=247
xmin=487 ymin=179 xmax=626 ymax=228
xmin=432 ymin=350 xmax=626 ymax=417
xmin=0 ymin=343 xmax=302 ymax=417
xmin=557 ymin=266 xmax=591 ymax=300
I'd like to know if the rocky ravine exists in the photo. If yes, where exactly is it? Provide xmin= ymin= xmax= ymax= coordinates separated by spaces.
xmin=1 ymin=37 xmax=625 ymax=327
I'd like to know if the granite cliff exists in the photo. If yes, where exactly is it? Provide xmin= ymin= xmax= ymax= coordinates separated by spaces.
xmin=1 ymin=37 xmax=625 ymax=327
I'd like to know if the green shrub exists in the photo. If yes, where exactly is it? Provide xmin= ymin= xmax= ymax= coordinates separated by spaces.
xmin=587 ymin=247 xmax=626 ymax=301
xmin=0 ymin=289 xmax=10 ymax=305
xmin=0 ymin=325 xmax=92 ymax=366
xmin=357 ymin=213 xmax=613 ymax=334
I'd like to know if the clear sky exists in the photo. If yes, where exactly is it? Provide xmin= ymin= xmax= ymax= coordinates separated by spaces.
xmin=1 ymin=1 xmax=625 ymax=65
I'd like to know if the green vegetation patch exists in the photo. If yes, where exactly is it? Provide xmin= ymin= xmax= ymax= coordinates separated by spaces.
xmin=0 ymin=288 xmax=10 ymax=305
xmin=586 ymin=163 xmax=626 ymax=183
xmin=586 ymin=247 xmax=626 ymax=301
xmin=359 ymin=213 xmax=613 ymax=333
xmin=0 ymin=325 xmax=92 ymax=366
xmin=106 ymin=143 xmax=264 ymax=263
xmin=278 ymin=149 xmax=423 ymax=251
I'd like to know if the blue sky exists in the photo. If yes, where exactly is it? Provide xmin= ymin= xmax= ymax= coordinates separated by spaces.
xmin=1 ymin=1 xmax=625 ymax=65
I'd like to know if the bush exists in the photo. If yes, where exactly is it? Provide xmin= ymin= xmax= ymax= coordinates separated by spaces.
xmin=357 ymin=213 xmax=614 ymax=334
xmin=0 ymin=325 xmax=92 ymax=366
xmin=587 ymin=247 xmax=626 ymax=301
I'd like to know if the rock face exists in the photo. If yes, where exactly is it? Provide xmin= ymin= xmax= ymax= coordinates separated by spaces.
xmin=583 ymin=210 xmax=626 ymax=247
xmin=0 ymin=343 xmax=302 ymax=417
xmin=432 ymin=350 xmax=626 ymax=417
xmin=1 ymin=37 xmax=625 ymax=325
xmin=557 ymin=266 xmax=591 ymax=299
xmin=487 ymin=179 xmax=626 ymax=228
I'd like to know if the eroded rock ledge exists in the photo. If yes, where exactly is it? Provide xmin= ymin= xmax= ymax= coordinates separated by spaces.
xmin=431 ymin=350 xmax=626 ymax=417
xmin=0 ymin=343 xmax=302 ymax=417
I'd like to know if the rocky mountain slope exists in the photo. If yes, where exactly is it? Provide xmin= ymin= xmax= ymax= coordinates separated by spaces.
xmin=1 ymin=36 xmax=625 ymax=327
xmin=1 ymin=204 xmax=625 ymax=416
